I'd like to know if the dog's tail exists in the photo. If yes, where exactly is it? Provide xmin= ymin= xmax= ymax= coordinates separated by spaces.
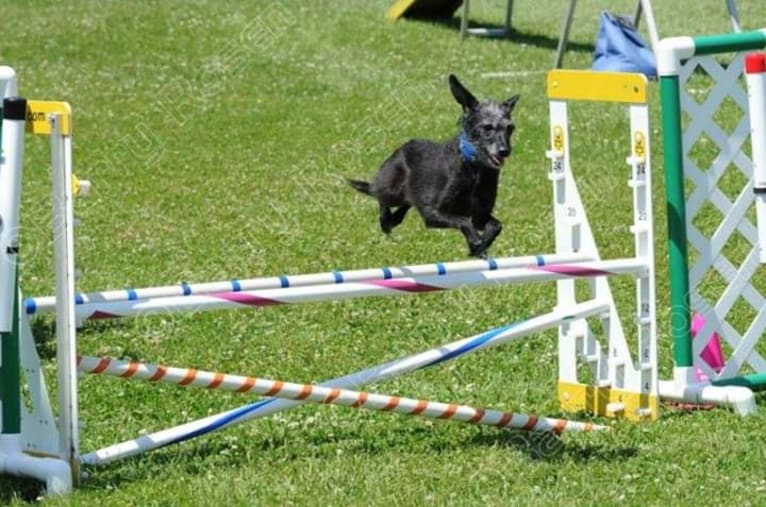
xmin=347 ymin=178 xmax=374 ymax=196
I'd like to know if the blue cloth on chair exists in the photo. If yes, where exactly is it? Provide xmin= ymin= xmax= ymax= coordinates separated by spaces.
xmin=592 ymin=11 xmax=656 ymax=78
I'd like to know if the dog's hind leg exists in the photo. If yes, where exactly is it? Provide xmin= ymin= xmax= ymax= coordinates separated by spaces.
xmin=390 ymin=205 xmax=411 ymax=228
xmin=379 ymin=204 xmax=411 ymax=235
xmin=379 ymin=205 xmax=394 ymax=234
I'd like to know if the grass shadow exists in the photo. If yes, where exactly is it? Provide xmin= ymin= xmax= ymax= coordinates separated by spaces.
xmin=73 ymin=417 xmax=639 ymax=494
xmin=81 ymin=420 xmax=635 ymax=492
xmin=29 ymin=315 xmax=137 ymax=361
xmin=415 ymin=17 xmax=595 ymax=55
xmin=470 ymin=428 xmax=637 ymax=462
xmin=470 ymin=429 xmax=567 ymax=460
xmin=0 ymin=476 xmax=45 ymax=504
xmin=30 ymin=317 xmax=56 ymax=361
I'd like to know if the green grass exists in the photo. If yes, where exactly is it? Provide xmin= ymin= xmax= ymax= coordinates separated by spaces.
xmin=2 ymin=0 xmax=766 ymax=504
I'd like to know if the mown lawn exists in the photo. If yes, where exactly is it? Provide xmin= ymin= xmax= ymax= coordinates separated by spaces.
xmin=2 ymin=1 xmax=766 ymax=505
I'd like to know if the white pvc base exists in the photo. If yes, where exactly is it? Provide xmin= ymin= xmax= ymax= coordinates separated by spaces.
xmin=673 ymin=366 xmax=699 ymax=388
xmin=466 ymin=28 xmax=509 ymax=37
xmin=0 ymin=435 xmax=71 ymax=495
xmin=659 ymin=380 xmax=757 ymax=416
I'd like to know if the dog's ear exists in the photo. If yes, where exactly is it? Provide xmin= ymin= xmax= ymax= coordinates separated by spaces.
xmin=449 ymin=74 xmax=478 ymax=112
xmin=503 ymin=94 xmax=520 ymax=114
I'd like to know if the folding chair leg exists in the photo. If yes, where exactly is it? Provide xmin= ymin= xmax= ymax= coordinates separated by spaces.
xmin=638 ymin=0 xmax=660 ymax=55
xmin=632 ymin=0 xmax=642 ymax=27
xmin=461 ymin=0 xmax=470 ymax=38
xmin=727 ymin=0 xmax=742 ymax=32
xmin=554 ymin=0 xmax=577 ymax=68
xmin=504 ymin=0 xmax=514 ymax=34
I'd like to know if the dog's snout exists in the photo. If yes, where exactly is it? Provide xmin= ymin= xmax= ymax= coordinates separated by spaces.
xmin=499 ymin=147 xmax=510 ymax=158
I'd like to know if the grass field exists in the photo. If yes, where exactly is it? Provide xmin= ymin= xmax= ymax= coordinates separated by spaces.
xmin=3 ymin=0 xmax=766 ymax=505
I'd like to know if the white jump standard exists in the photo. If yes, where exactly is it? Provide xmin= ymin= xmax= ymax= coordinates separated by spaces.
xmin=1 ymin=69 xmax=659 ymax=495
xmin=0 ymin=88 xmax=75 ymax=493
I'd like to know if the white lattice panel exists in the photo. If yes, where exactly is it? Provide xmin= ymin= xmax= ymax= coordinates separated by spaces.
xmin=681 ymin=53 xmax=766 ymax=378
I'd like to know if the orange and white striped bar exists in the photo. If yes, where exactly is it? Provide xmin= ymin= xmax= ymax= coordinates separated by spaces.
xmin=77 ymin=355 xmax=607 ymax=434
xmin=81 ymin=299 xmax=608 ymax=466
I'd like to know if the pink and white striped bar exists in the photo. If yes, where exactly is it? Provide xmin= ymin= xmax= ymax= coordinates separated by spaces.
xmin=26 ymin=252 xmax=592 ymax=315
xmin=77 ymin=355 xmax=606 ymax=434
xmin=70 ymin=258 xmax=646 ymax=322
xmin=80 ymin=299 xmax=608 ymax=465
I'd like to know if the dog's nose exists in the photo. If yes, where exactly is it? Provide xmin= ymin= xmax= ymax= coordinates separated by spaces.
xmin=498 ymin=148 xmax=510 ymax=158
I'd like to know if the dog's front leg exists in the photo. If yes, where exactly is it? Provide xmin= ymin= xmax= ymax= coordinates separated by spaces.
xmin=470 ymin=215 xmax=502 ymax=256
xmin=481 ymin=216 xmax=503 ymax=250
xmin=420 ymin=207 xmax=485 ymax=257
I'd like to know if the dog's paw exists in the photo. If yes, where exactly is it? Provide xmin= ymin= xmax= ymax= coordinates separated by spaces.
xmin=468 ymin=244 xmax=489 ymax=259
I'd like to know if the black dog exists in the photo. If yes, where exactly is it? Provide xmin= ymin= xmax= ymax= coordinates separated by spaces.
xmin=348 ymin=74 xmax=519 ymax=257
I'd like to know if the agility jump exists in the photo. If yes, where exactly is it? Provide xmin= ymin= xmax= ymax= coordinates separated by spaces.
xmin=0 ymin=67 xmax=660 ymax=495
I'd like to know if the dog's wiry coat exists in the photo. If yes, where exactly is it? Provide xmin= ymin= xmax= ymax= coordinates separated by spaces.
xmin=349 ymin=74 xmax=519 ymax=257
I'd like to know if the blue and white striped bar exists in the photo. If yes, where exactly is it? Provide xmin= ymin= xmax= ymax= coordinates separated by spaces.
xmin=25 ymin=253 xmax=592 ymax=316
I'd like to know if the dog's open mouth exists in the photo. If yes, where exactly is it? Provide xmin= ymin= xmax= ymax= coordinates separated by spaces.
xmin=489 ymin=154 xmax=506 ymax=168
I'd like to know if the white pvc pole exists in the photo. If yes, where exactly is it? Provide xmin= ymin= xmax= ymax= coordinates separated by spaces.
xmin=0 ymin=67 xmax=17 ymax=98
xmin=0 ymin=97 xmax=27 ymax=332
xmin=658 ymin=380 xmax=755 ymax=415
xmin=636 ymin=0 xmax=660 ymax=57
xmin=81 ymin=299 xmax=608 ymax=465
xmin=69 ymin=258 xmax=647 ymax=322
xmin=745 ymin=53 xmax=766 ymax=263
xmin=25 ymin=253 xmax=593 ymax=315
xmin=726 ymin=0 xmax=742 ymax=33
xmin=50 ymin=115 xmax=80 ymax=483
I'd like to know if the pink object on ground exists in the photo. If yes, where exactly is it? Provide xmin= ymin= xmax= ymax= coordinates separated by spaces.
xmin=691 ymin=313 xmax=726 ymax=381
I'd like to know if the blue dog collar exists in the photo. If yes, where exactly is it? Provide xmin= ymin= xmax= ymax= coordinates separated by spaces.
xmin=459 ymin=130 xmax=477 ymax=162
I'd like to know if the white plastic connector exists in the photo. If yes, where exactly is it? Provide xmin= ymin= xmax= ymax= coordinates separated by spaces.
xmin=606 ymin=402 xmax=625 ymax=415
xmin=657 ymin=37 xmax=695 ymax=76
xmin=76 ymin=180 xmax=91 ymax=196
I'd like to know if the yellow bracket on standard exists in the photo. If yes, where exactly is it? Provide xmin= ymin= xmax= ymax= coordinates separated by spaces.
xmin=25 ymin=100 xmax=72 ymax=136
xmin=547 ymin=70 xmax=648 ymax=104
